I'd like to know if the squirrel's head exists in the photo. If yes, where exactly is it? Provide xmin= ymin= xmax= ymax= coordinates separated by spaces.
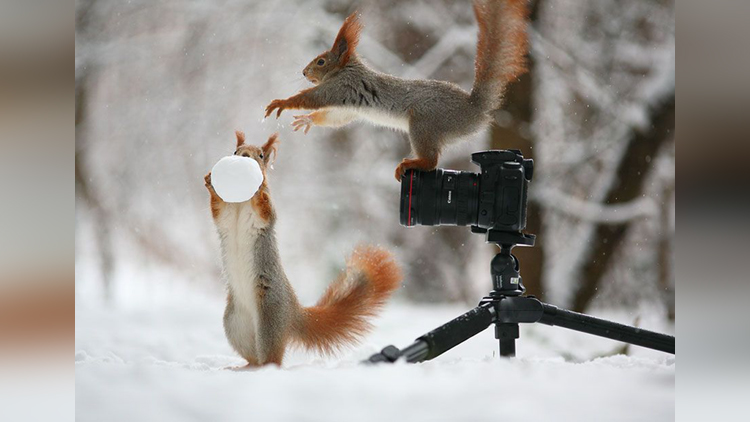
xmin=303 ymin=12 xmax=362 ymax=85
xmin=233 ymin=131 xmax=279 ymax=179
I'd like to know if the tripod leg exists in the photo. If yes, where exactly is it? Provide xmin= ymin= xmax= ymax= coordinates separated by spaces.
xmin=366 ymin=303 xmax=495 ymax=363
xmin=540 ymin=303 xmax=675 ymax=354
xmin=496 ymin=323 xmax=519 ymax=357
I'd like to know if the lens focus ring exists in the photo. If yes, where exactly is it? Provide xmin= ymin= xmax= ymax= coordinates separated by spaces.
xmin=400 ymin=169 xmax=479 ymax=227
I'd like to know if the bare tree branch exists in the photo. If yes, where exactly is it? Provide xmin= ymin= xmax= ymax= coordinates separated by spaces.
xmin=572 ymin=92 xmax=675 ymax=312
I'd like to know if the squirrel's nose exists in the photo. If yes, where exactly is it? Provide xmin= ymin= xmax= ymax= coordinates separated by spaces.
xmin=302 ymin=69 xmax=307 ymax=77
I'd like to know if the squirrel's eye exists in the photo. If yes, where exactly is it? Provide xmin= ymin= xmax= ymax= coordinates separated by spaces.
xmin=316 ymin=58 xmax=325 ymax=66
xmin=259 ymin=153 xmax=264 ymax=159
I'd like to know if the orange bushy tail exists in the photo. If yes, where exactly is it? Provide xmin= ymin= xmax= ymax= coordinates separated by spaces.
xmin=293 ymin=245 xmax=402 ymax=355
xmin=470 ymin=0 xmax=530 ymax=111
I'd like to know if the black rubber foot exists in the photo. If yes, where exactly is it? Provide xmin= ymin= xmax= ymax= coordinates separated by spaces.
xmin=366 ymin=345 xmax=401 ymax=364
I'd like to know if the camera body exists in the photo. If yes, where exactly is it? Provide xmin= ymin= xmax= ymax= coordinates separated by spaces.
xmin=471 ymin=150 xmax=533 ymax=232
xmin=400 ymin=150 xmax=533 ymax=233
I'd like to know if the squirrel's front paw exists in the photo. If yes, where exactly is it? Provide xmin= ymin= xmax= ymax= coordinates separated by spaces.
xmin=204 ymin=172 xmax=214 ymax=190
xmin=265 ymin=99 xmax=288 ymax=119
xmin=292 ymin=114 xmax=314 ymax=134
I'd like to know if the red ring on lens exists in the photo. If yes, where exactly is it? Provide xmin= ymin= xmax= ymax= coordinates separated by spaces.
xmin=408 ymin=169 xmax=414 ymax=226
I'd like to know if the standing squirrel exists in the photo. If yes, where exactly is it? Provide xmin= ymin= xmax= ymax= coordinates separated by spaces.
xmin=204 ymin=131 xmax=402 ymax=367
xmin=265 ymin=0 xmax=530 ymax=180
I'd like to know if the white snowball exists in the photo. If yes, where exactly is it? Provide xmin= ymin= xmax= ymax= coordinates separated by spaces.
xmin=211 ymin=156 xmax=263 ymax=203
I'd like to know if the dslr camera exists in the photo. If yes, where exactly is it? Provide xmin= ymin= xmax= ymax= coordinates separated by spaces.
xmin=400 ymin=150 xmax=533 ymax=235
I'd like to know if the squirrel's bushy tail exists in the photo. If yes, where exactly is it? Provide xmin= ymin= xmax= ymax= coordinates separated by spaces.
xmin=470 ymin=0 xmax=530 ymax=111
xmin=292 ymin=245 xmax=402 ymax=355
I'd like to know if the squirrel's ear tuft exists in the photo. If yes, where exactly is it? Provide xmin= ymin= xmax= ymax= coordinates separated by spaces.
xmin=261 ymin=133 xmax=279 ymax=165
xmin=331 ymin=11 xmax=362 ymax=65
xmin=235 ymin=130 xmax=246 ymax=148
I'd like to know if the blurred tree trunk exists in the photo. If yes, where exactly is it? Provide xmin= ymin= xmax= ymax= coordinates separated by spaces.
xmin=658 ymin=181 xmax=675 ymax=321
xmin=489 ymin=71 xmax=544 ymax=300
xmin=572 ymin=93 xmax=675 ymax=312
xmin=488 ymin=0 xmax=544 ymax=299
xmin=76 ymin=0 xmax=114 ymax=301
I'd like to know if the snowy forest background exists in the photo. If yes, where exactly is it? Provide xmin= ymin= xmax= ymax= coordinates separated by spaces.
xmin=75 ymin=0 xmax=675 ymax=318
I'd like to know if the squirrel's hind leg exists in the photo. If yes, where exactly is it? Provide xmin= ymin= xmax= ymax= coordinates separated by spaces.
xmin=225 ymin=357 xmax=262 ymax=371
xmin=263 ymin=346 xmax=285 ymax=367
xmin=395 ymin=124 xmax=440 ymax=180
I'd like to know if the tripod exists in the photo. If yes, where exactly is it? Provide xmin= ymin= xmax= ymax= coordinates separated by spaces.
xmin=367 ymin=229 xmax=675 ymax=364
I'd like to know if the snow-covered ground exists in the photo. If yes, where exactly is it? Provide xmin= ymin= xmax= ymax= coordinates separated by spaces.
xmin=75 ymin=287 xmax=674 ymax=422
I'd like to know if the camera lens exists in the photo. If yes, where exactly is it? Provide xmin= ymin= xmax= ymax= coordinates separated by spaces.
xmin=400 ymin=169 xmax=479 ymax=227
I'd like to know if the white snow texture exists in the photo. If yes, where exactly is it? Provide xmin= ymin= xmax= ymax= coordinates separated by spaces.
xmin=211 ymin=156 xmax=263 ymax=203
xmin=75 ymin=287 xmax=675 ymax=422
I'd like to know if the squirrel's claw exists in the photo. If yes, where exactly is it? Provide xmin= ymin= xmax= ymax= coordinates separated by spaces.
xmin=205 ymin=172 xmax=219 ymax=196
xmin=205 ymin=172 xmax=221 ymax=196
xmin=393 ymin=159 xmax=420 ymax=181
xmin=292 ymin=114 xmax=313 ymax=134
xmin=394 ymin=159 xmax=422 ymax=181
xmin=395 ymin=157 xmax=438 ymax=181
xmin=394 ymin=164 xmax=406 ymax=181
xmin=265 ymin=99 xmax=287 ymax=119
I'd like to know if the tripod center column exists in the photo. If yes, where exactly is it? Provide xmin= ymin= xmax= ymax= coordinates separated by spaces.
xmin=496 ymin=323 xmax=519 ymax=357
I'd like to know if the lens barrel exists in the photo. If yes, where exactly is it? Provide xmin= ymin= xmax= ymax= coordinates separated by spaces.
xmin=400 ymin=169 xmax=479 ymax=227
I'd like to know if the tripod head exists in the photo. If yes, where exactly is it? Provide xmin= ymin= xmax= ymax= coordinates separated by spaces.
xmin=472 ymin=227 xmax=535 ymax=296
